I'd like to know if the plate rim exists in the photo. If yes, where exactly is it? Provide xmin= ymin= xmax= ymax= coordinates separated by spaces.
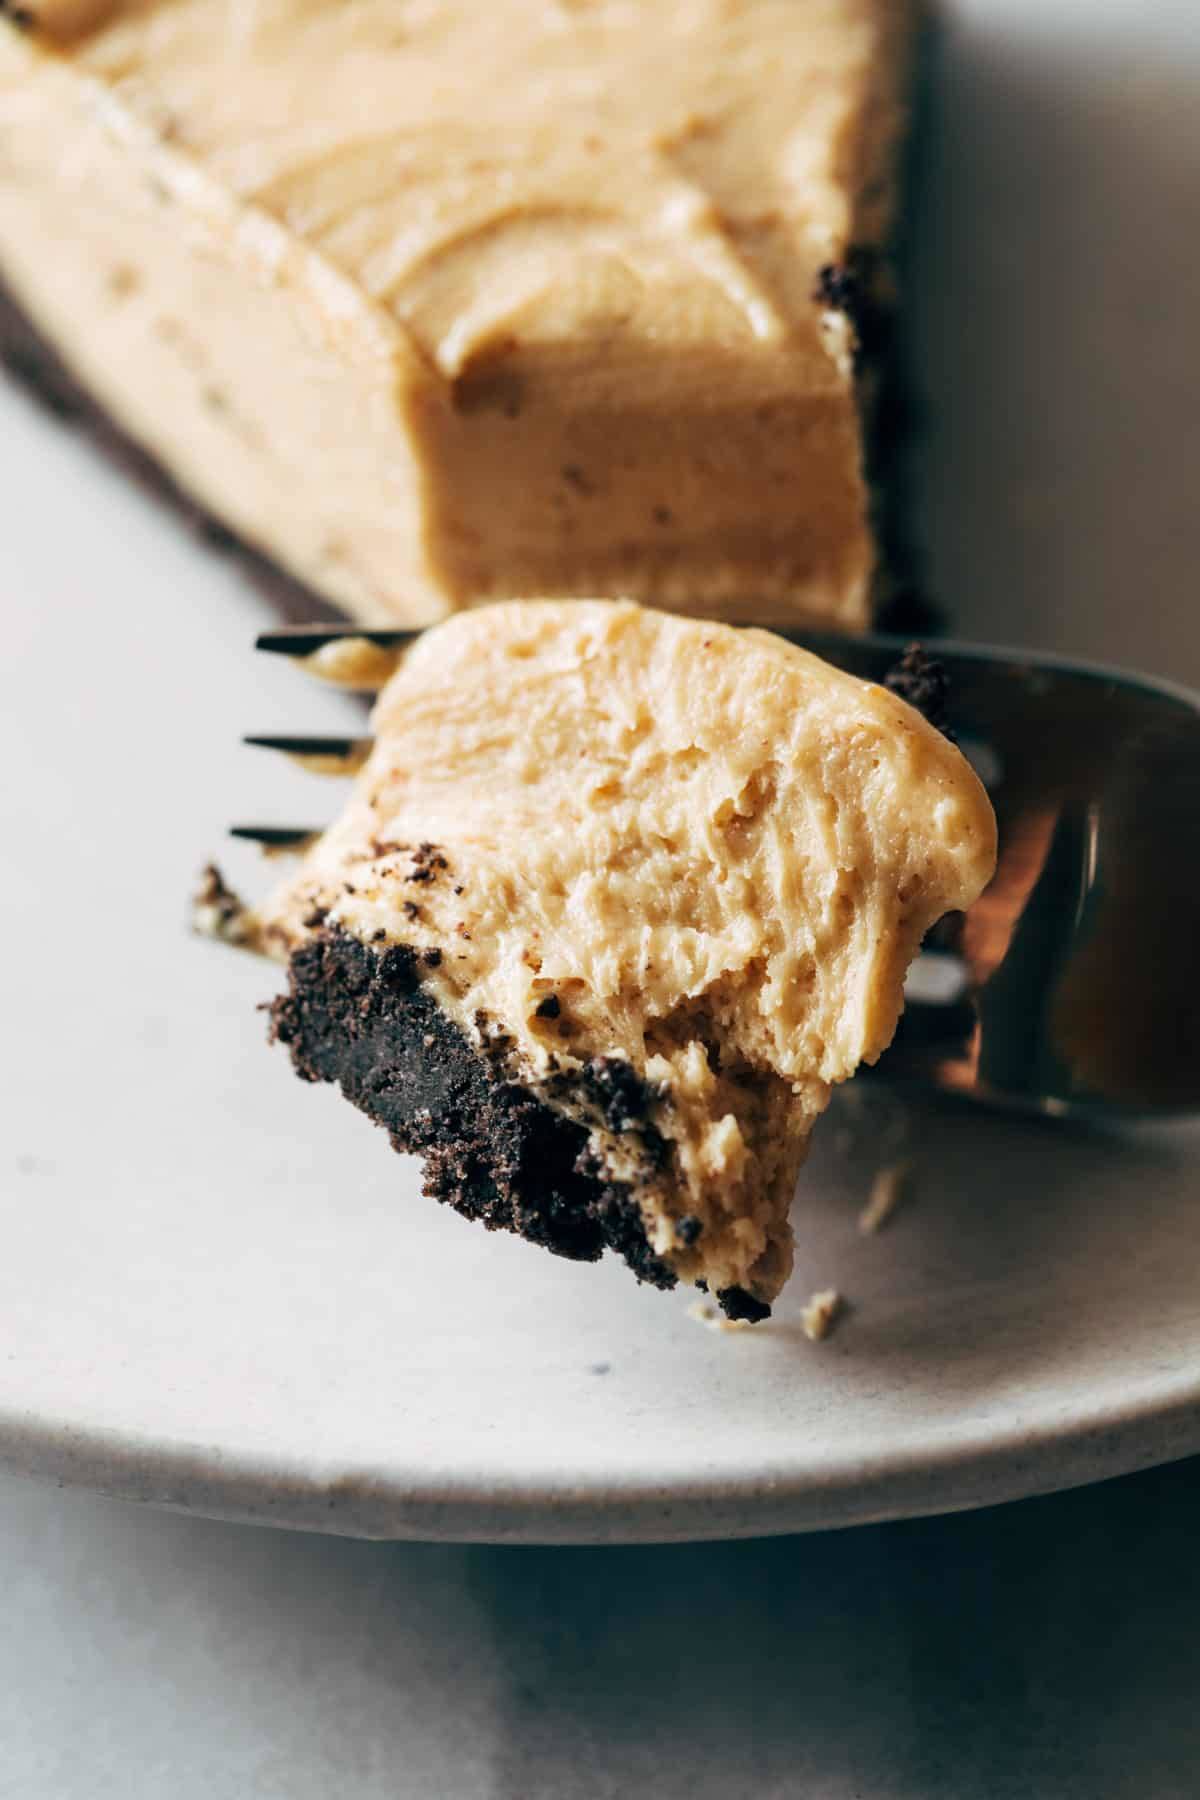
xmin=6 ymin=1371 xmax=1200 ymax=1543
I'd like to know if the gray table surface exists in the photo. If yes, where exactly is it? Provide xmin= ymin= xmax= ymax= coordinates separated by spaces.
xmin=4 ymin=1461 xmax=1199 ymax=1799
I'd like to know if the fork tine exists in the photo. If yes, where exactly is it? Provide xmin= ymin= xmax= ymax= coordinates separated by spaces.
xmin=256 ymin=624 xmax=421 ymax=691
xmin=255 ymin=624 xmax=421 ymax=656
xmin=229 ymin=825 xmax=321 ymax=853
xmin=243 ymin=733 xmax=372 ymax=775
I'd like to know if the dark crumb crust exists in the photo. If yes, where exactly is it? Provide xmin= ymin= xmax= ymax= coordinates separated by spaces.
xmin=0 ymin=272 xmax=341 ymax=629
xmin=813 ymin=238 xmax=941 ymax=638
xmin=884 ymin=642 xmax=952 ymax=738
xmin=269 ymin=928 xmax=769 ymax=1319
xmin=814 ymin=16 xmax=945 ymax=640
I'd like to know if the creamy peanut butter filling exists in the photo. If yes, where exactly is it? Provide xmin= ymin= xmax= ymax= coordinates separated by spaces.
xmin=254 ymin=601 xmax=996 ymax=1309
xmin=0 ymin=0 xmax=921 ymax=625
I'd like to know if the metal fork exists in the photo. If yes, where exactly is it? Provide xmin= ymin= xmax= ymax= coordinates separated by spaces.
xmin=237 ymin=624 xmax=1200 ymax=1121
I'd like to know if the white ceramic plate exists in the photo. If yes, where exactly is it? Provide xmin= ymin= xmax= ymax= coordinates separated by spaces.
xmin=3 ymin=2 xmax=1200 ymax=1543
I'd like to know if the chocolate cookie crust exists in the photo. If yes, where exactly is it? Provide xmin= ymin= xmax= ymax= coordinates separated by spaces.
xmin=268 ymin=928 xmax=685 ymax=1291
xmin=885 ymin=642 xmax=952 ymax=737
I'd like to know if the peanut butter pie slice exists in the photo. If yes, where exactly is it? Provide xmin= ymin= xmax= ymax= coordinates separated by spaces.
xmin=245 ymin=601 xmax=995 ymax=1320
xmin=0 ymin=0 xmax=923 ymax=628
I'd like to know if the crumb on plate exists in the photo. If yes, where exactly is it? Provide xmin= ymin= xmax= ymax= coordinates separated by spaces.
xmin=858 ymin=1159 xmax=913 ymax=1235
xmin=687 ymin=1300 xmax=754 ymax=1334
xmin=801 ymin=1288 xmax=844 ymax=1342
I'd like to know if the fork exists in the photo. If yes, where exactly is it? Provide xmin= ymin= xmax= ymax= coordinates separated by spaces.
xmin=236 ymin=623 xmax=1200 ymax=1121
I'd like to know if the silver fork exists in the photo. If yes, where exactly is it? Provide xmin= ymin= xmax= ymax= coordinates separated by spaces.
xmin=237 ymin=624 xmax=1200 ymax=1121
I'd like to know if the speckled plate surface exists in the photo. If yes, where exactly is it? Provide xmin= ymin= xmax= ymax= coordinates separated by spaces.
xmin=3 ymin=1 xmax=1200 ymax=1543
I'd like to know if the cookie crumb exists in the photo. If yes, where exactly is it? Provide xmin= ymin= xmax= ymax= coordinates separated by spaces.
xmin=190 ymin=863 xmax=257 ymax=949
xmin=800 ymin=1288 xmax=843 ymax=1342
xmin=885 ymin=644 xmax=953 ymax=739
xmin=858 ymin=1160 xmax=912 ymax=1235
xmin=687 ymin=1299 xmax=753 ymax=1334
